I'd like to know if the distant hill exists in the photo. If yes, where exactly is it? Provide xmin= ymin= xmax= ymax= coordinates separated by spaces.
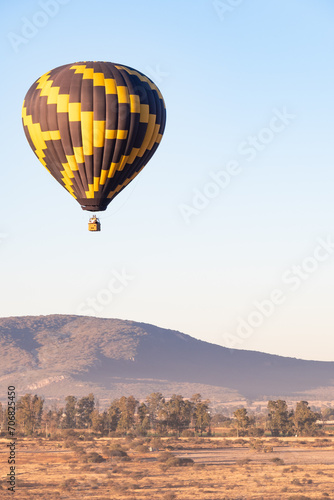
xmin=0 ymin=315 xmax=333 ymax=408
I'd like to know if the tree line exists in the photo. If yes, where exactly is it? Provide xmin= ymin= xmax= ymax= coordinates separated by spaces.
xmin=0 ymin=394 xmax=331 ymax=438
xmin=0 ymin=393 xmax=211 ymax=437
xmin=232 ymin=400 xmax=324 ymax=437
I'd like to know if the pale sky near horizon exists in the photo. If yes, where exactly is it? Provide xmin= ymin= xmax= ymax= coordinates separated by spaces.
xmin=1 ymin=0 xmax=334 ymax=361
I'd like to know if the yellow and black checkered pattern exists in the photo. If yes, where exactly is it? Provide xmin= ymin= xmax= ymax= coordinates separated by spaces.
xmin=22 ymin=61 xmax=166 ymax=211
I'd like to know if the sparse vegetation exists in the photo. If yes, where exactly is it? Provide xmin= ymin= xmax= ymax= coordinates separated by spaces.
xmin=0 ymin=434 xmax=332 ymax=499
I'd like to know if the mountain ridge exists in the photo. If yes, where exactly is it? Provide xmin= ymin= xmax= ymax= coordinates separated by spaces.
xmin=0 ymin=314 xmax=333 ymax=407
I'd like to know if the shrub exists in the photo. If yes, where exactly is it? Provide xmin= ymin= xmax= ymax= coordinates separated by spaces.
xmin=150 ymin=438 xmax=163 ymax=449
xmin=291 ymin=478 xmax=301 ymax=485
xmin=249 ymin=439 xmax=264 ymax=451
xmin=134 ymin=444 xmax=149 ymax=452
xmin=158 ymin=452 xmax=174 ymax=462
xmin=86 ymin=452 xmax=106 ymax=463
xmin=164 ymin=456 xmax=194 ymax=468
xmin=179 ymin=457 xmax=194 ymax=466
xmin=109 ymin=449 xmax=128 ymax=458
xmin=165 ymin=457 xmax=181 ymax=467
xmin=270 ymin=457 xmax=284 ymax=465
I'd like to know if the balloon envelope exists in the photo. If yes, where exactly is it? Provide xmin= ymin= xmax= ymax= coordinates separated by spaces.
xmin=22 ymin=61 xmax=166 ymax=211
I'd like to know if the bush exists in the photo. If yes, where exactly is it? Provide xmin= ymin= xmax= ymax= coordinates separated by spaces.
xmin=164 ymin=456 xmax=194 ymax=468
xmin=158 ymin=452 xmax=174 ymax=462
xmin=167 ymin=457 xmax=180 ymax=467
xmin=291 ymin=478 xmax=301 ymax=485
xmin=134 ymin=444 xmax=149 ymax=452
xmin=86 ymin=452 xmax=106 ymax=463
xmin=270 ymin=457 xmax=284 ymax=465
xmin=180 ymin=457 xmax=194 ymax=465
xmin=150 ymin=438 xmax=163 ymax=449
xmin=249 ymin=439 xmax=264 ymax=451
xmin=109 ymin=449 xmax=128 ymax=458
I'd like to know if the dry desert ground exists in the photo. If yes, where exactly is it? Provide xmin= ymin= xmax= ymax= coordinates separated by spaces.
xmin=1 ymin=436 xmax=334 ymax=499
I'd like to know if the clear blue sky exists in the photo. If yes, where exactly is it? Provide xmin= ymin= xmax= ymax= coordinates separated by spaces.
xmin=1 ymin=0 xmax=334 ymax=361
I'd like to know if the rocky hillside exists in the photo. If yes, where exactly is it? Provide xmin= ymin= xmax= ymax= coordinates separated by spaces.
xmin=0 ymin=315 xmax=333 ymax=407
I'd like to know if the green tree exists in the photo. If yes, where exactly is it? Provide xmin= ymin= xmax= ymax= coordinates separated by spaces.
xmin=76 ymin=393 xmax=95 ymax=429
xmin=17 ymin=394 xmax=44 ymax=435
xmin=191 ymin=395 xmax=211 ymax=436
xmin=91 ymin=409 xmax=107 ymax=434
xmin=163 ymin=395 xmax=193 ymax=435
xmin=190 ymin=393 xmax=202 ymax=405
xmin=193 ymin=401 xmax=211 ymax=435
xmin=116 ymin=396 xmax=138 ymax=433
xmin=42 ymin=407 xmax=62 ymax=436
xmin=145 ymin=392 xmax=166 ymax=432
xmin=62 ymin=396 xmax=77 ymax=429
xmin=267 ymin=400 xmax=293 ymax=436
xmin=137 ymin=402 xmax=150 ymax=434
xmin=106 ymin=399 xmax=121 ymax=433
xmin=233 ymin=408 xmax=250 ymax=437
xmin=294 ymin=401 xmax=320 ymax=436
xmin=321 ymin=407 xmax=334 ymax=421
xmin=211 ymin=412 xmax=231 ymax=427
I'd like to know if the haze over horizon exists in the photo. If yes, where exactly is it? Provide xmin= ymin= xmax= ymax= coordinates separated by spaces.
xmin=1 ymin=1 xmax=334 ymax=362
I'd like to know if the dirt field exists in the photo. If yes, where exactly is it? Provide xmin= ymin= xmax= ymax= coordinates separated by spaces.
xmin=176 ymin=446 xmax=334 ymax=465
xmin=1 ymin=437 xmax=334 ymax=499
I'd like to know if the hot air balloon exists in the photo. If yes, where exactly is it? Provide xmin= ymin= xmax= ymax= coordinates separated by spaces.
xmin=22 ymin=61 xmax=166 ymax=231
